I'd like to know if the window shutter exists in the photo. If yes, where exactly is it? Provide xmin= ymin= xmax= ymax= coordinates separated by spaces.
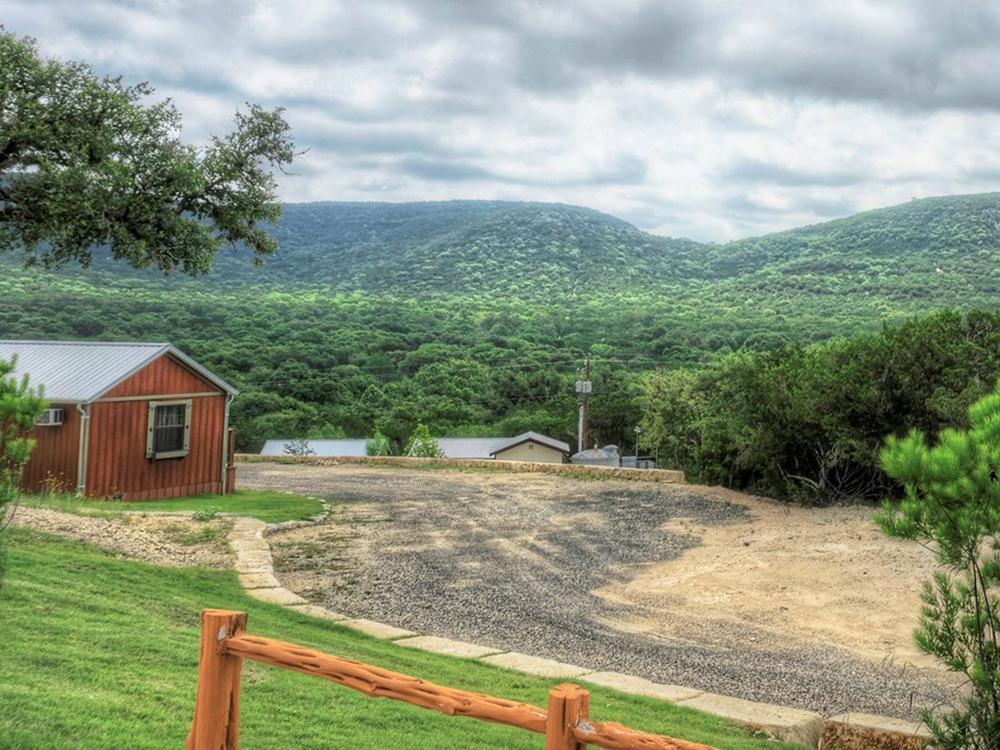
xmin=146 ymin=402 xmax=156 ymax=458
xmin=147 ymin=399 xmax=194 ymax=459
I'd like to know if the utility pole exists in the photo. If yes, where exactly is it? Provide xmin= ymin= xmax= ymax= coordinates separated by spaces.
xmin=575 ymin=356 xmax=592 ymax=453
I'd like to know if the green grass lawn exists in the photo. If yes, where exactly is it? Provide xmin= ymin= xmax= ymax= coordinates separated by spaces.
xmin=0 ymin=529 xmax=806 ymax=750
xmin=18 ymin=488 xmax=324 ymax=524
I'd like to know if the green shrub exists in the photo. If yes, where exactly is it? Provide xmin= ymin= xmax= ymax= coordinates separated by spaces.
xmin=405 ymin=423 xmax=444 ymax=458
xmin=366 ymin=429 xmax=391 ymax=456
xmin=641 ymin=310 xmax=1000 ymax=503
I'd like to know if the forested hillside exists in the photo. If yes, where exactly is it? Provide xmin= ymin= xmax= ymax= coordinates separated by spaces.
xmin=3 ymin=192 xmax=1000 ymax=498
xmin=35 ymin=194 xmax=1000 ymax=300
xmin=252 ymin=201 xmax=708 ymax=295
xmin=34 ymin=201 xmax=704 ymax=295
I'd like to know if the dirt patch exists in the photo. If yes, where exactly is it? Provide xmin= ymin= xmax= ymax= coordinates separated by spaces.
xmin=10 ymin=506 xmax=233 ymax=568
xmin=595 ymin=495 xmax=939 ymax=669
xmin=821 ymin=722 xmax=928 ymax=750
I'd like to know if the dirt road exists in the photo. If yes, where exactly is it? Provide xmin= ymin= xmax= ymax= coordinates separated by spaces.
xmin=240 ymin=462 xmax=953 ymax=718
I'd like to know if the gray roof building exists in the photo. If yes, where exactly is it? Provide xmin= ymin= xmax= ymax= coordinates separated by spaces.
xmin=489 ymin=431 xmax=570 ymax=456
xmin=3 ymin=339 xmax=237 ymax=500
xmin=432 ymin=432 xmax=570 ymax=460
xmin=0 ymin=340 xmax=238 ymax=403
xmin=260 ymin=439 xmax=369 ymax=457
xmin=433 ymin=438 xmax=499 ymax=459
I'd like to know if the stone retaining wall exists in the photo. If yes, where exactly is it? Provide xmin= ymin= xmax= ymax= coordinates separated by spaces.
xmin=236 ymin=453 xmax=685 ymax=483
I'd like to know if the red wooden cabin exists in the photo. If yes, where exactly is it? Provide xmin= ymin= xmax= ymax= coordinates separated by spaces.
xmin=1 ymin=340 xmax=238 ymax=500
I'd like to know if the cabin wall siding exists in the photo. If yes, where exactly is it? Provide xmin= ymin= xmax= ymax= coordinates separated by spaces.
xmin=85 ymin=355 xmax=226 ymax=499
xmin=102 ymin=354 xmax=219 ymax=398
xmin=493 ymin=442 xmax=565 ymax=464
xmin=21 ymin=403 xmax=79 ymax=493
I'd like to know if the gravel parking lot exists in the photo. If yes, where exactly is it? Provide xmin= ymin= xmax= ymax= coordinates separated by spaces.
xmin=241 ymin=462 xmax=953 ymax=719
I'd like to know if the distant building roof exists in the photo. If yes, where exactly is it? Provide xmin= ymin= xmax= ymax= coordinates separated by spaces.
xmin=0 ymin=339 xmax=238 ymax=403
xmin=260 ymin=439 xmax=369 ymax=457
xmin=434 ymin=438 xmax=498 ymax=459
xmin=433 ymin=432 xmax=570 ymax=459
xmin=490 ymin=431 xmax=570 ymax=455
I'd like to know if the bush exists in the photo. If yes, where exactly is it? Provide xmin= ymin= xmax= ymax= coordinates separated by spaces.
xmin=641 ymin=310 xmax=1000 ymax=503
xmin=404 ymin=423 xmax=444 ymax=458
xmin=366 ymin=429 xmax=391 ymax=456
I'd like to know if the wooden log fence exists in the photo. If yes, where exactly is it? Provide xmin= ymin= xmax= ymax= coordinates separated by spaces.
xmin=187 ymin=609 xmax=720 ymax=750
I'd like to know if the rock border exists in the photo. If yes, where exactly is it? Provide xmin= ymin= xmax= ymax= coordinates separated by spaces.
xmin=227 ymin=504 xmax=928 ymax=749
xmin=237 ymin=453 xmax=686 ymax=483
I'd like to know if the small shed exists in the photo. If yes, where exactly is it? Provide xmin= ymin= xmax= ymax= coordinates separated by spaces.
xmin=489 ymin=432 xmax=569 ymax=463
xmin=260 ymin=439 xmax=369 ymax=457
xmin=2 ymin=340 xmax=238 ymax=500
xmin=433 ymin=432 xmax=569 ymax=464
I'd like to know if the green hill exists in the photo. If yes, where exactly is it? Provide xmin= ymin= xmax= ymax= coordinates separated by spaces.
xmin=715 ymin=192 xmax=1000 ymax=277
xmin=704 ymin=193 xmax=1000 ymax=306
xmin=16 ymin=193 xmax=1000 ymax=302
xmin=212 ymin=193 xmax=1000 ymax=303
xmin=2 ymin=192 xmax=1000 ymax=451
xmin=54 ymin=200 xmax=705 ymax=296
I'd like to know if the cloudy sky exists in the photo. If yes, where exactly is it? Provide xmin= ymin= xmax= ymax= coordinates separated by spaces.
xmin=8 ymin=0 xmax=1000 ymax=241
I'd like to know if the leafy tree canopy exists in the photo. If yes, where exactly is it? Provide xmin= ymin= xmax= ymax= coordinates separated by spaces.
xmin=0 ymin=32 xmax=294 ymax=275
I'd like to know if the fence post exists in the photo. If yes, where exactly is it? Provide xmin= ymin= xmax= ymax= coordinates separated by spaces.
xmin=545 ymin=683 xmax=589 ymax=750
xmin=186 ymin=609 xmax=247 ymax=750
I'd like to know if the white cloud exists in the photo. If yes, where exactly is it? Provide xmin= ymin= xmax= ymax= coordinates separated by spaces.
xmin=8 ymin=0 xmax=1000 ymax=240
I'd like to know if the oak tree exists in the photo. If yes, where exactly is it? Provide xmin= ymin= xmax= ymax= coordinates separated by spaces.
xmin=0 ymin=32 xmax=294 ymax=275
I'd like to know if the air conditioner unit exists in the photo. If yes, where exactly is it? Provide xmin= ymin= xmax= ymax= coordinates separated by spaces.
xmin=37 ymin=408 xmax=65 ymax=426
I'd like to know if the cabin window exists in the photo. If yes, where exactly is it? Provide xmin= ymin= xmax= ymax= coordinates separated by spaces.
xmin=36 ymin=407 xmax=65 ymax=426
xmin=146 ymin=400 xmax=192 ymax=459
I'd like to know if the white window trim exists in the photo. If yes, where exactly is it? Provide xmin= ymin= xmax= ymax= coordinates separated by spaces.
xmin=146 ymin=399 xmax=192 ymax=460
xmin=36 ymin=407 xmax=66 ymax=426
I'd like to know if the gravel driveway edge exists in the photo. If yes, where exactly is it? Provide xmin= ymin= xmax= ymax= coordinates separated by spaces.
xmin=225 ymin=497 xmax=929 ymax=749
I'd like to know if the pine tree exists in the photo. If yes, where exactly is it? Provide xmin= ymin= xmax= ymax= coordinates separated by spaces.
xmin=0 ymin=357 xmax=46 ymax=583
xmin=878 ymin=387 xmax=1000 ymax=750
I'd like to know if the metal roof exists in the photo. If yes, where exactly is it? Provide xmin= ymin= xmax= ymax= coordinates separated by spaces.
xmin=433 ymin=432 xmax=570 ymax=459
xmin=260 ymin=439 xmax=369 ymax=457
xmin=0 ymin=340 xmax=238 ymax=403
xmin=433 ymin=438 xmax=498 ymax=459
xmin=490 ymin=431 xmax=570 ymax=455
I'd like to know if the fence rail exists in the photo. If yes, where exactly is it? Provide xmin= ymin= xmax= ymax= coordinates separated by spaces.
xmin=186 ymin=609 xmax=719 ymax=750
